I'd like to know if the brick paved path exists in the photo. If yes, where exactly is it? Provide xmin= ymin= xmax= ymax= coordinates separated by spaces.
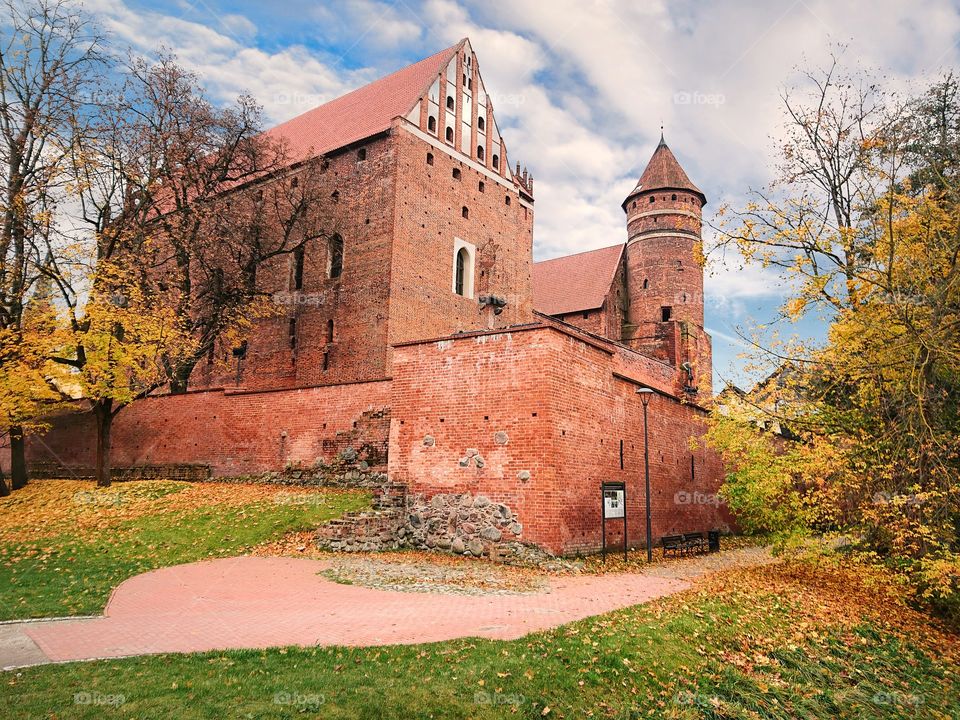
xmin=5 ymin=556 xmax=688 ymax=667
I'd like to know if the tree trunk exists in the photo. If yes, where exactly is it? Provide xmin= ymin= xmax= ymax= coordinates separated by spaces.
xmin=0 ymin=470 xmax=9 ymax=497
xmin=94 ymin=401 xmax=113 ymax=488
xmin=9 ymin=425 xmax=27 ymax=490
xmin=168 ymin=359 xmax=197 ymax=394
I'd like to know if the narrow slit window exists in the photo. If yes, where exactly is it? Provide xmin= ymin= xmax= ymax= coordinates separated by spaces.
xmin=426 ymin=152 xmax=434 ymax=165
xmin=293 ymin=246 xmax=305 ymax=290
xmin=478 ymin=116 xmax=485 ymax=131
xmin=288 ymin=318 xmax=297 ymax=349
xmin=328 ymin=234 xmax=343 ymax=279
xmin=326 ymin=319 xmax=334 ymax=344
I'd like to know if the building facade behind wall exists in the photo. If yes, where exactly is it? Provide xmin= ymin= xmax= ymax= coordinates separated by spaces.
xmin=26 ymin=39 xmax=730 ymax=555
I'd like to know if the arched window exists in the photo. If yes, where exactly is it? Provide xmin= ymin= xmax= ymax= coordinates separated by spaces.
xmin=293 ymin=246 xmax=305 ymax=290
xmin=492 ymin=154 xmax=499 ymax=170
xmin=505 ymin=195 xmax=511 ymax=206
xmin=331 ymin=190 xmax=340 ymax=203
xmin=478 ymin=116 xmax=485 ymax=131
xmin=428 ymin=116 xmax=436 ymax=132
xmin=445 ymin=126 xmax=454 ymax=142
xmin=671 ymin=193 xmax=677 ymax=200
xmin=328 ymin=234 xmax=343 ymax=279
xmin=642 ymin=278 xmax=649 ymax=289
xmin=453 ymin=239 xmax=475 ymax=298
xmin=447 ymin=96 xmax=454 ymax=110
xmin=452 ymin=168 xmax=461 ymax=180
xmin=649 ymin=196 xmax=655 ymax=203
xmin=462 ymin=206 xmax=469 ymax=219
xmin=357 ymin=148 xmax=366 ymax=161
xmin=455 ymin=248 xmax=468 ymax=295
xmin=478 ymin=181 xmax=485 ymax=193
xmin=426 ymin=152 xmax=434 ymax=165
xmin=477 ymin=145 xmax=484 ymax=161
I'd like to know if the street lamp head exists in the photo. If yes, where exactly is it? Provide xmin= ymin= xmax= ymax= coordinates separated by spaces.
xmin=635 ymin=387 xmax=654 ymax=406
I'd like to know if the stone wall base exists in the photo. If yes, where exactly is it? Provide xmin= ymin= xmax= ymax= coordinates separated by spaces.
xmin=316 ymin=485 xmax=555 ymax=565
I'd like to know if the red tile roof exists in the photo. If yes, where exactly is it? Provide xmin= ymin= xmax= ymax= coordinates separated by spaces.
xmin=532 ymin=243 xmax=624 ymax=316
xmin=266 ymin=40 xmax=464 ymax=162
xmin=624 ymin=135 xmax=705 ymax=206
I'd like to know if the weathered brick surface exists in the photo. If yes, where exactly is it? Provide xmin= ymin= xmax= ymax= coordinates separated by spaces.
xmin=191 ymin=135 xmax=399 ymax=392
xmin=26 ymin=381 xmax=391 ymax=477
xmin=390 ymin=324 xmax=729 ymax=556
xmin=387 ymin=124 xmax=534 ymax=344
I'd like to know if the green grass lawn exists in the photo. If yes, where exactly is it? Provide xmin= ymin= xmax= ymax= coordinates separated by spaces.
xmin=0 ymin=480 xmax=368 ymax=620
xmin=3 ymin=561 xmax=958 ymax=719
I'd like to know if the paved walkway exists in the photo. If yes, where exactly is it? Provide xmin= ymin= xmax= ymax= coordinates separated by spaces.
xmin=2 ymin=556 xmax=689 ymax=669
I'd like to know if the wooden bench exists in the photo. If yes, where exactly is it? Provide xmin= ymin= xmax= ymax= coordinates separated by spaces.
xmin=683 ymin=532 xmax=708 ymax=554
xmin=661 ymin=534 xmax=687 ymax=557
xmin=662 ymin=532 xmax=712 ymax=557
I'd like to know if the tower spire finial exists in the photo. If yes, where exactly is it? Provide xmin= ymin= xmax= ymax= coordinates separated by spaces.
xmin=658 ymin=123 xmax=666 ymax=147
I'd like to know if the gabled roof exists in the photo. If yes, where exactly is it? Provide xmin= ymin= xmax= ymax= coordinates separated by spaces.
xmin=266 ymin=40 xmax=465 ymax=162
xmin=623 ymin=134 xmax=705 ymax=206
xmin=532 ymin=244 xmax=625 ymax=316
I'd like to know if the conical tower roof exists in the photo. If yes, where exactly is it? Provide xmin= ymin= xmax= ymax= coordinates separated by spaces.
xmin=623 ymin=134 xmax=705 ymax=207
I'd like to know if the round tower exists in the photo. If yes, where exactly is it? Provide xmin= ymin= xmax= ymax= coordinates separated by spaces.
xmin=622 ymin=133 xmax=706 ymax=337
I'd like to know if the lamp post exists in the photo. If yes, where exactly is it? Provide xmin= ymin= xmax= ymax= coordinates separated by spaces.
xmin=636 ymin=388 xmax=654 ymax=562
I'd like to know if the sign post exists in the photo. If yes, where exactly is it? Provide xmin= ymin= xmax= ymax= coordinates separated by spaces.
xmin=601 ymin=481 xmax=627 ymax=562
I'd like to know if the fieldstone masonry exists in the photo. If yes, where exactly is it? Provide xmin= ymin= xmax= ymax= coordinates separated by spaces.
xmin=316 ymin=483 xmax=552 ymax=563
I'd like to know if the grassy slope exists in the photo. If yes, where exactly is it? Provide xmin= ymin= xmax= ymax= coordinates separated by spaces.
xmin=0 ymin=482 xmax=368 ymax=620
xmin=3 ymin=562 xmax=958 ymax=720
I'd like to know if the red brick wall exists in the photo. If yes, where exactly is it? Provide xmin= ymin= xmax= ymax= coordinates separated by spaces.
xmin=189 ymin=123 xmax=536 ymax=395
xmin=390 ymin=324 xmax=728 ymax=555
xmin=555 ymin=310 xmax=604 ymax=335
xmin=26 ymin=380 xmax=391 ymax=477
xmin=387 ymin=124 xmax=534 ymax=345
xmin=624 ymin=189 xmax=704 ymax=343
xmin=193 ymin=134 xmax=399 ymax=392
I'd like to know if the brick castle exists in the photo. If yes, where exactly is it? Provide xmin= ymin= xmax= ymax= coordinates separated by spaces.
xmin=29 ymin=39 xmax=730 ymax=555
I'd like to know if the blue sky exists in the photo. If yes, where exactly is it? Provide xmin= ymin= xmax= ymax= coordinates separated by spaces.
xmin=87 ymin=0 xmax=960 ymax=390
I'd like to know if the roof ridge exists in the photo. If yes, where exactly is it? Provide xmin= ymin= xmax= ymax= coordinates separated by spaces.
xmin=264 ymin=40 xmax=466 ymax=163
xmin=534 ymin=242 xmax=624 ymax=265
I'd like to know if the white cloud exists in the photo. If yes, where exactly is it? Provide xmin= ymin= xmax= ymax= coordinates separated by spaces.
xmin=85 ymin=0 xmax=369 ymax=122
